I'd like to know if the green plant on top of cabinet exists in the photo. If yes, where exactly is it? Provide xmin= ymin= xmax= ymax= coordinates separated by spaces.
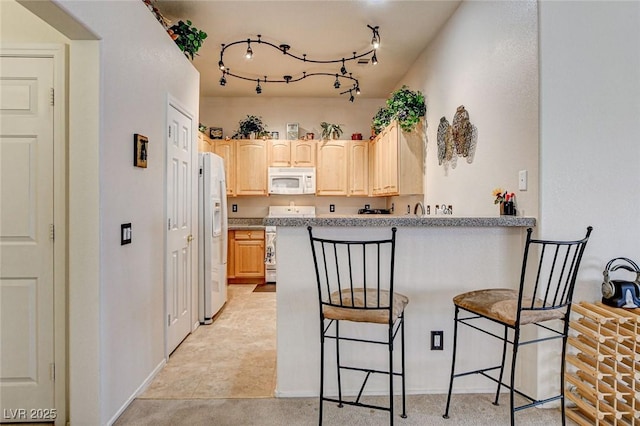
xmin=268 ymin=139 xmax=316 ymax=167
xmin=320 ymin=122 xmax=344 ymax=140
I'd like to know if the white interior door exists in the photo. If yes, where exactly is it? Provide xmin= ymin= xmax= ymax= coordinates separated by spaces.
xmin=0 ymin=56 xmax=56 ymax=418
xmin=166 ymin=102 xmax=194 ymax=354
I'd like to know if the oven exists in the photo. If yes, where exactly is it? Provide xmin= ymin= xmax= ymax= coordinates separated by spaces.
xmin=265 ymin=205 xmax=316 ymax=284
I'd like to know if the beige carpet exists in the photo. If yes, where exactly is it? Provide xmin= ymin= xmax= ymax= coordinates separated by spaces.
xmin=139 ymin=284 xmax=276 ymax=399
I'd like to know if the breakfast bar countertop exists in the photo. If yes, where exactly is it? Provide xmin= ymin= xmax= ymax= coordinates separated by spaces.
xmin=263 ymin=215 xmax=536 ymax=227
xmin=228 ymin=218 xmax=266 ymax=230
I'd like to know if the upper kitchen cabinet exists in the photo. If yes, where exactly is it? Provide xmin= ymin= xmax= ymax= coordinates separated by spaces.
xmin=267 ymin=140 xmax=316 ymax=167
xmin=235 ymin=140 xmax=268 ymax=195
xmin=370 ymin=121 xmax=423 ymax=196
xmin=316 ymin=140 xmax=348 ymax=196
xmin=213 ymin=139 xmax=236 ymax=196
xmin=197 ymin=131 xmax=212 ymax=152
xmin=348 ymin=141 xmax=369 ymax=197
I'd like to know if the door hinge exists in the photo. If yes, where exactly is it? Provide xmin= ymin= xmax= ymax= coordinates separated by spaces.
xmin=168 ymin=218 xmax=171 ymax=230
xmin=168 ymin=126 xmax=172 ymax=138
xmin=167 ymin=314 xmax=171 ymax=326
xmin=49 ymin=224 xmax=55 ymax=241
xmin=50 ymin=363 xmax=55 ymax=381
xmin=50 ymin=88 xmax=55 ymax=106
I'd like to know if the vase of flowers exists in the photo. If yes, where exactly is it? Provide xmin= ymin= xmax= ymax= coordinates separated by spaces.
xmin=493 ymin=188 xmax=516 ymax=215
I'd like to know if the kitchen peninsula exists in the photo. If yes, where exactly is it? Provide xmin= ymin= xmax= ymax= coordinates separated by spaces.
xmin=265 ymin=215 xmax=537 ymax=398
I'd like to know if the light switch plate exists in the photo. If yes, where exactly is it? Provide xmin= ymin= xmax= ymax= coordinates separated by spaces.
xmin=121 ymin=223 xmax=132 ymax=245
xmin=518 ymin=170 xmax=528 ymax=191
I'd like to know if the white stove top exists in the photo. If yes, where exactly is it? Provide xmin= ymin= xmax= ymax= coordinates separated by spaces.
xmin=268 ymin=205 xmax=316 ymax=218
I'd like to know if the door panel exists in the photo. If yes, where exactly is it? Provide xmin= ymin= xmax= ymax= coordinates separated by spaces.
xmin=166 ymin=104 xmax=193 ymax=354
xmin=0 ymin=56 xmax=55 ymax=417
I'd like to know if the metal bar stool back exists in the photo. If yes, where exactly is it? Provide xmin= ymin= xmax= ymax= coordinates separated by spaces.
xmin=308 ymin=226 xmax=408 ymax=425
xmin=443 ymin=226 xmax=593 ymax=425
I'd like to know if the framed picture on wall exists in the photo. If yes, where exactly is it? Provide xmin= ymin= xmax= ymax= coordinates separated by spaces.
xmin=209 ymin=127 xmax=223 ymax=139
xmin=286 ymin=123 xmax=298 ymax=140
xmin=271 ymin=131 xmax=279 ymax=140
xmin=133 ymin=133 xmax=148 ymax=168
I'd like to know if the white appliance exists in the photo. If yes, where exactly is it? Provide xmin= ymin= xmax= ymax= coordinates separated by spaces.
xmin=268 ymin=167 xmax=316 ymax=195
xmin=265 ymin=206 xmax=316 ymax=284
xmin=198 ymin=152 xmax=228 ymax=324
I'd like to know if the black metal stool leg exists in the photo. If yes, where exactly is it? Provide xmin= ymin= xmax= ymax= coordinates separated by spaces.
xmin=443 ymin=306 xmax=460 ymax=419
xmin=335 ymin=320 xmax=343 ymax=408
xmin=509 ymin=329 xmax=520 ymax=426
xmin=388 ymin=320 xmax=394 ymax=424
xmin=493 ymin=326 xmax=509 ymax=406
xmin=319 ymin=318 xmax=325 ymax=425
xmin=401 ymin=314 xmax=407 ymax=419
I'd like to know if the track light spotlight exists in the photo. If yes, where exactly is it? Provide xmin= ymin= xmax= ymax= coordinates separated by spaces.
xmin=218 ymin=60 xmax=225 ymax=70
xmin=219 ymin=72 xmax=227 ymax=86
xmin=255 ymin=79 xmax=262 ymax=94
xmin=368 ymin=25 xmax=380 ymax=49
xmin=355 ymin=85 xmax=361 ymax=95
xmin=349 ymin=93 xmax=355 ymax=102
xmin=372 ymin=52 xmax=378 ymax=65
xmin=245 ymin=40 xmax=253 ymax=59
xmin=334 ymin=74 xmax=341 ymax=89
xmin=340 ymin=59 xmax=347 ymax=75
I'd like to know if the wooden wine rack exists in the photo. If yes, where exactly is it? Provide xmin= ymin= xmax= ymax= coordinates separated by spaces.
xmin=565 ymin=302 xmax=639 ymax=425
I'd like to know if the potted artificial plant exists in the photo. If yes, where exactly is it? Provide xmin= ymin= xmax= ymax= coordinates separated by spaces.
xmin=235 ymin=115 xmax=267 ymax=139
xmin=320 ymin=122 xmax=344 ymax=140
xmin=168 ymin=20 xmax=208 ymax=60
xmin=371 ymin=85 xmax=426 ymax=134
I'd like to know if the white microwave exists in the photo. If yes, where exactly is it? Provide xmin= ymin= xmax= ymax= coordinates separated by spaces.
xmin=268 ymin=167 xmax=316 ymax=195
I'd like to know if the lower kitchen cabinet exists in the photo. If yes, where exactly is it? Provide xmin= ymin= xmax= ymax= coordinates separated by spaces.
xmin=227 ymin=229 xmax=265 ymax=284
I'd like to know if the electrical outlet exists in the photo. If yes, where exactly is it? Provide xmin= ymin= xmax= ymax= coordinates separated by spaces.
xmin=518 ymin=170 xmax=528 ymax=191
xmin=121 ymin=223 xmax=132 ymax=245
xmin=329 ymin=204 xmax=335 ymax=213
xmin=365 ymin=204 xmax=370 ymax=210
xmin=430 ymin=331 xmax=443 ymax=350
xmin=232 ymin=204 xmax=238 ymax=212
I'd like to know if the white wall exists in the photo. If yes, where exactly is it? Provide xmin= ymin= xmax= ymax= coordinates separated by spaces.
xmin=400 ymin=0 xmax=539 ymax=218
xmin=538 ymin=0 xmax=640 ymax=397
xmin=9 ymin=0 xmax=201 ymax=423
xmin=200 ymin=96 xmax=384 ymax=141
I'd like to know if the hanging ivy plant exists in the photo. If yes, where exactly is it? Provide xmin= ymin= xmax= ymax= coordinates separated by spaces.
xmin=372 ymin=85 xmax=426 ymax=134
xmin=168 ymin=20 xmax=208 ymax=60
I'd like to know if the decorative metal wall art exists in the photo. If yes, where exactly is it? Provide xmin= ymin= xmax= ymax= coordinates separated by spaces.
xmin=436 ymin=105 xmax=477 ymax=169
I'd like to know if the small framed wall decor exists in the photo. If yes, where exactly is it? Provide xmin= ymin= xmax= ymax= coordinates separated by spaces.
xmin=134 ymin=133 xmax=148 ymax=168
xmin=271 ymin=131 xmax=279 ymax=140
xmin=286 ymin=123 xmax=299 ymax=140
xmin=209 ymin=127 xmax=223 ymax=139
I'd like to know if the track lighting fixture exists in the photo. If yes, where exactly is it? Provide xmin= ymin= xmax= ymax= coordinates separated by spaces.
xmin=217 ymin=25 xmax=380 ymax=101
xmin=245 ymin=40 xmax=253 ymax=59
xmin=368 ymin=25 xmax=380 ymax=49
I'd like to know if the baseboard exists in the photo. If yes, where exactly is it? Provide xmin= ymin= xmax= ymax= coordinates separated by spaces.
xmin=106 ymin=359 xmax=166 ymax=426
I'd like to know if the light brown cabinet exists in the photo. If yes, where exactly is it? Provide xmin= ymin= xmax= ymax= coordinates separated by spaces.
xmin=348 ymin=141 xmax=369 ymax=196
xmin=197 ymin=131 xmax=212 ymax=152
xmin=268 ymin=140 xmax=316 ymax=167
xmin=370 ymin=121 xmax=423 ymax=196
xmin=316 ymin=140 xmax=349 ymax=196
xmin=235 ymin=140 xmax=268 ymax=195
xmin=227 ymin=229 xmax=265 ymax=284
xmin=213 ymin=139 xmax=236 ymax=196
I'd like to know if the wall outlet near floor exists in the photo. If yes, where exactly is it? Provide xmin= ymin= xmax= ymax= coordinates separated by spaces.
xmin=431 ymin=330 xmax=444 ymax=350
xmin=232 ymin=204 xmax=238 ymax=212
xmin=329 ymin=204 xmax=335 ymax=213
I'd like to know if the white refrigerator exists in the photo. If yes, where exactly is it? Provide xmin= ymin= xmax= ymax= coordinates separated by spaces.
xmin=198 ymin=152 xmax=228 ymax=324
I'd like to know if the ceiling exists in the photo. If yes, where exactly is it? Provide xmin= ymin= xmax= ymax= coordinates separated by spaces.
xmin=154 ymin=1 xmax=461 ymax=99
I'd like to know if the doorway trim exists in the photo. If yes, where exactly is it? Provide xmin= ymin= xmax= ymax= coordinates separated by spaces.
xmin=0 ymin=43 xmax=67 ymax=426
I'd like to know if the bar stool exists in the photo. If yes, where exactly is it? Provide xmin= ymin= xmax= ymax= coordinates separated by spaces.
xmin=307 ymin=226 xmax=408 ymax=425
xmin=443 ymin=226 xmax=592 ymax=425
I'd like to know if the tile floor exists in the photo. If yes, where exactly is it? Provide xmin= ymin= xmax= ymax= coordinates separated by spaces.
xmin=139 ymin=284 xmax=276 ymax=399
